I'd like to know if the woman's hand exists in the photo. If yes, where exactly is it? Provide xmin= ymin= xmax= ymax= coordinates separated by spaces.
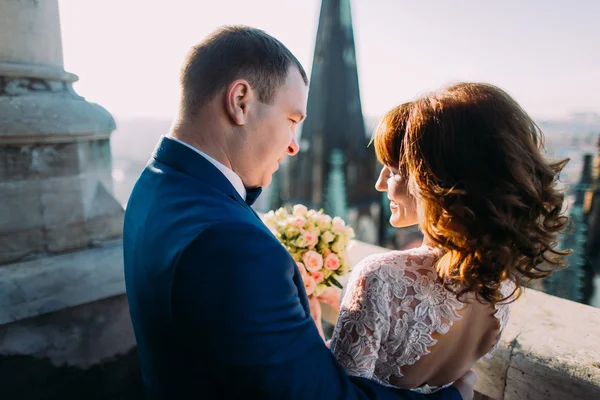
xmin=316 ymin=286 xmax=342 ymax=312
xmin=308 ymin=295 xmax=326 ymax=340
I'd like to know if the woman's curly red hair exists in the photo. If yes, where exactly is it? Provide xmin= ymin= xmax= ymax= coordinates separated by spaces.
xmin=373 ymin=82 xmax=571 ymax=305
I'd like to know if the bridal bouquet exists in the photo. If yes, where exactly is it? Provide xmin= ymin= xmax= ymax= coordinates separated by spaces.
xmin=262 ymin=205 xmax=355 ymax=297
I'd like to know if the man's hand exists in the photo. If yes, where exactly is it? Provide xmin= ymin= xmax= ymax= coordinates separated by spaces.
xmin=452 ymin=370 xmax=477 ymax=400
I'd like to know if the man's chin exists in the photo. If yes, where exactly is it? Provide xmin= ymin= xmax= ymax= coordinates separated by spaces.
xmin=260 ymin=176 xmax=273 ymax=188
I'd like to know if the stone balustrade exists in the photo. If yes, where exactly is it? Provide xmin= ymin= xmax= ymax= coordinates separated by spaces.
xmin=1 ymin=238 xmax=600 ymax=399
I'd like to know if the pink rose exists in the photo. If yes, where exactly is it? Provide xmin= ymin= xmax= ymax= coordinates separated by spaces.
xmin=302 ymin=230 xmax=319 ymax=248
xmin=311 ymin=271 xmax=325 ymax=284
xmin=303 ymin=250 xmax=323 ymax=272
xmin=332 ymin=216 xmax=346 ymax=231
xmin=296 ymin=261 xmax=308 ymax=276
xmin=324 ymin=253 xmax=340 ymax=271
xmin=291 ymin=216 xmax=307 ymax=228
xmin=303 ymin=274 xmax=317 ymax=296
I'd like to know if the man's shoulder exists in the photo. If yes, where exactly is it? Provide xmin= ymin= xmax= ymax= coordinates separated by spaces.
xmin=189 ymin=218 xmax=286 ymax=256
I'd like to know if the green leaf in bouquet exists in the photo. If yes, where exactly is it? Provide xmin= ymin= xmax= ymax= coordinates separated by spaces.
xmin=329 ymin=276 xmax=344 ymax=290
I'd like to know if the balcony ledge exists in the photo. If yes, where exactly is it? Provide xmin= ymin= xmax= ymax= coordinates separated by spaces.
xmin=1 ymin=238 xmax=599 ymax=399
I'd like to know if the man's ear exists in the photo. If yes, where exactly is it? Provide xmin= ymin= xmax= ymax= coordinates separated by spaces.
xmin=224 ymin=79 xmax=253 ymax=125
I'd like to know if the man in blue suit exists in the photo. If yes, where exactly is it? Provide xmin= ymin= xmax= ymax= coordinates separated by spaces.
xmin=123 ymin=26 xmax=474 ymax=399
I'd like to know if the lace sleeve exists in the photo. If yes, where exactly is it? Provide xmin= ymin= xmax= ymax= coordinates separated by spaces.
xmin=329 ymin=259 xmax=392 ymax=383
xmin=330 ymin=248 xmax=465 ymax=385
xmin=485 ymin=279 xmax=517 ymax=358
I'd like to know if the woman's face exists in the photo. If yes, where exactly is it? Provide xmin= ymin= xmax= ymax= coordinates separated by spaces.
xmin=375 ymin=165 xmax=419 ymax=228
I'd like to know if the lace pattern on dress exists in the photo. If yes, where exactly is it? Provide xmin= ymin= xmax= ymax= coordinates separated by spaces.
xmin=330 ymin=245 xmax=515 ymax=387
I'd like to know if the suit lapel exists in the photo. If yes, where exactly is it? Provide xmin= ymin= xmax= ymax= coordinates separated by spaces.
xmin=152 ymin=136 xmax=261 ymax=219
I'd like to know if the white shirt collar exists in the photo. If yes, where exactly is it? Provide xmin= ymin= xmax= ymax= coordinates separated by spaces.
xmin=169 ymin=137 xmax=247 ymax=200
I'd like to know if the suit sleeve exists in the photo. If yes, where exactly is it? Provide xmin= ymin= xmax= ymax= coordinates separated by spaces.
xmin=171 ymin=221 xmax=462 ymax=400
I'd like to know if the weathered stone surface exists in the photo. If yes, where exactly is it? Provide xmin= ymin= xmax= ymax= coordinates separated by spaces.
xmin=0 ymin=145 xmax=34 ymax=181
xmin=0 ymin=2 xmax=132 ymax=396
xmin=0 ymin=179 xmax=43 ymax=230
xmin=0 ymin=348 xmax=143 ymax=400
xmin=40 ymin=175 xmax=86 ymax=226
xmin=0 ymin=294 xmax=142 ymax=399
xmin=85 ymin=213 xmax=124 ymax=244
xmin=0 ymin=240 xmax=125 ymax=325
xmin=0 ymin=152 xmax=123 ymax=262
xmin=0 ymin=228 xmax=45 ymax=264
xmin=497 ymin=289 xmax=600 ymax=400
xmin=0 ymin=94 xmax=115 ymax=143
xmin=45 ymin=222 xmax=88 ymax=253
xmin=0 ymin=0 xmax=64 ymax=67
xmin=0 ymin=293 xmax=135 ymax=367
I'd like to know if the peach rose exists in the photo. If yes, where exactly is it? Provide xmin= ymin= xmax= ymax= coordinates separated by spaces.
xmin=296 ymin=261 xmax=308 ymax=276
xmin=324 ymin=253 xmax=341 ymax=271
xmin=311 ymin=271 xmax=325 ymax=284
xmin=303 ymin=230 xmax=319 ymax=248
xmin=291 ymin=216 xmax=307 ymax=228
xmin=303 ymin=274 xmax=317 ymax=296
xmin=303 ymin=250 xmax=324 ymax=272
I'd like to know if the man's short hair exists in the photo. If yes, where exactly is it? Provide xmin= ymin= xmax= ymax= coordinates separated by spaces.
xmin=180 ymin=25 xmax=308 ymax=117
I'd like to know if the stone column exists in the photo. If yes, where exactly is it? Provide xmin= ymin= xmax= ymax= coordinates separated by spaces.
xmin=0 ymin=0 xmax=123 ymax=265
xmin=0 ymin=3 xmax=139 ymax=397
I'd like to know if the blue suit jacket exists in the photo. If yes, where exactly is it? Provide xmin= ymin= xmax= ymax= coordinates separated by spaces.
xmin=123 ymin=136 xmax=461 ymax=399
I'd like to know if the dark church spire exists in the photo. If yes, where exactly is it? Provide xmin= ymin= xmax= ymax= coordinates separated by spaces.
xmin=287 ymin=0 xmax=378 ymax=215
xmin=300 ymin=0 xmax=368 ymax=153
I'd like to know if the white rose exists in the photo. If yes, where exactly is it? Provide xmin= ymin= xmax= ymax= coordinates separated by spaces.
xmin=332 ymin=216 xmax=346 ymax=233
xmin=275 ymin=208 xmax=288 ymax=219
xmin=345 ymin=226 xmax=356 ymax=239
xmin=320 ymin=214 xmax=332 ymax=225
xmin=331 ymin=240 xmax=346 ymax=254
xmin=293 ymin=204 xmax=308 ymax=217
xmin=307 ymin=210 xmax=318 ymax=219
xmin=317 ymin=241 xmax=330 ymax=253
xmin=321 ymin=231 xmax=335 ymax=243
xmin=285 ymin=227 xmax=300 ymax=238
xmin=294 ymin=235 xmax=309 ymax=248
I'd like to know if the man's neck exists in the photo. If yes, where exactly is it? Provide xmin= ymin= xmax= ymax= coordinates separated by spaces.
xmin=168 ymin=121 xmax=234 ymax=171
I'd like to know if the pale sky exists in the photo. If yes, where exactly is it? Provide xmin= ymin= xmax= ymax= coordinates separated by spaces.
xmin=59 ymin=0 xmax=600 ymax=120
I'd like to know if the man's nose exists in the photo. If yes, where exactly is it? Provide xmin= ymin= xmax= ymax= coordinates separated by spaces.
xmin=287 ymin=137 xmax=299 ymax=156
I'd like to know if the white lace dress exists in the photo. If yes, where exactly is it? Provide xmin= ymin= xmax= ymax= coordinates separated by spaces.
xmin=330 ymin=245 xmax=515 ymax=394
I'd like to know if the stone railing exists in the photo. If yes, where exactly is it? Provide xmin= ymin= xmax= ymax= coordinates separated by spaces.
xmin=2 ymin=238 xmax=600 ymax=399
xmin=320 ymin=240 xmax=600 ymax=400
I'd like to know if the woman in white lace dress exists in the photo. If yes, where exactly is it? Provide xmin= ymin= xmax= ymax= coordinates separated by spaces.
xmin=327 ymin=83 xmax=571 ymax=393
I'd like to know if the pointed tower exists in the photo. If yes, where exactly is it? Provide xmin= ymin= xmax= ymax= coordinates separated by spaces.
xmin=324 ymin=149 xmax=349 ymax=219
xmin=287 ymin=0 xmax=379 ymax=241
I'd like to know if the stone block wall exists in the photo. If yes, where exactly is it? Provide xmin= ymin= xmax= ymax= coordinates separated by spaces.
xmin=0 ymin=139 xmax=123 ymax=265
